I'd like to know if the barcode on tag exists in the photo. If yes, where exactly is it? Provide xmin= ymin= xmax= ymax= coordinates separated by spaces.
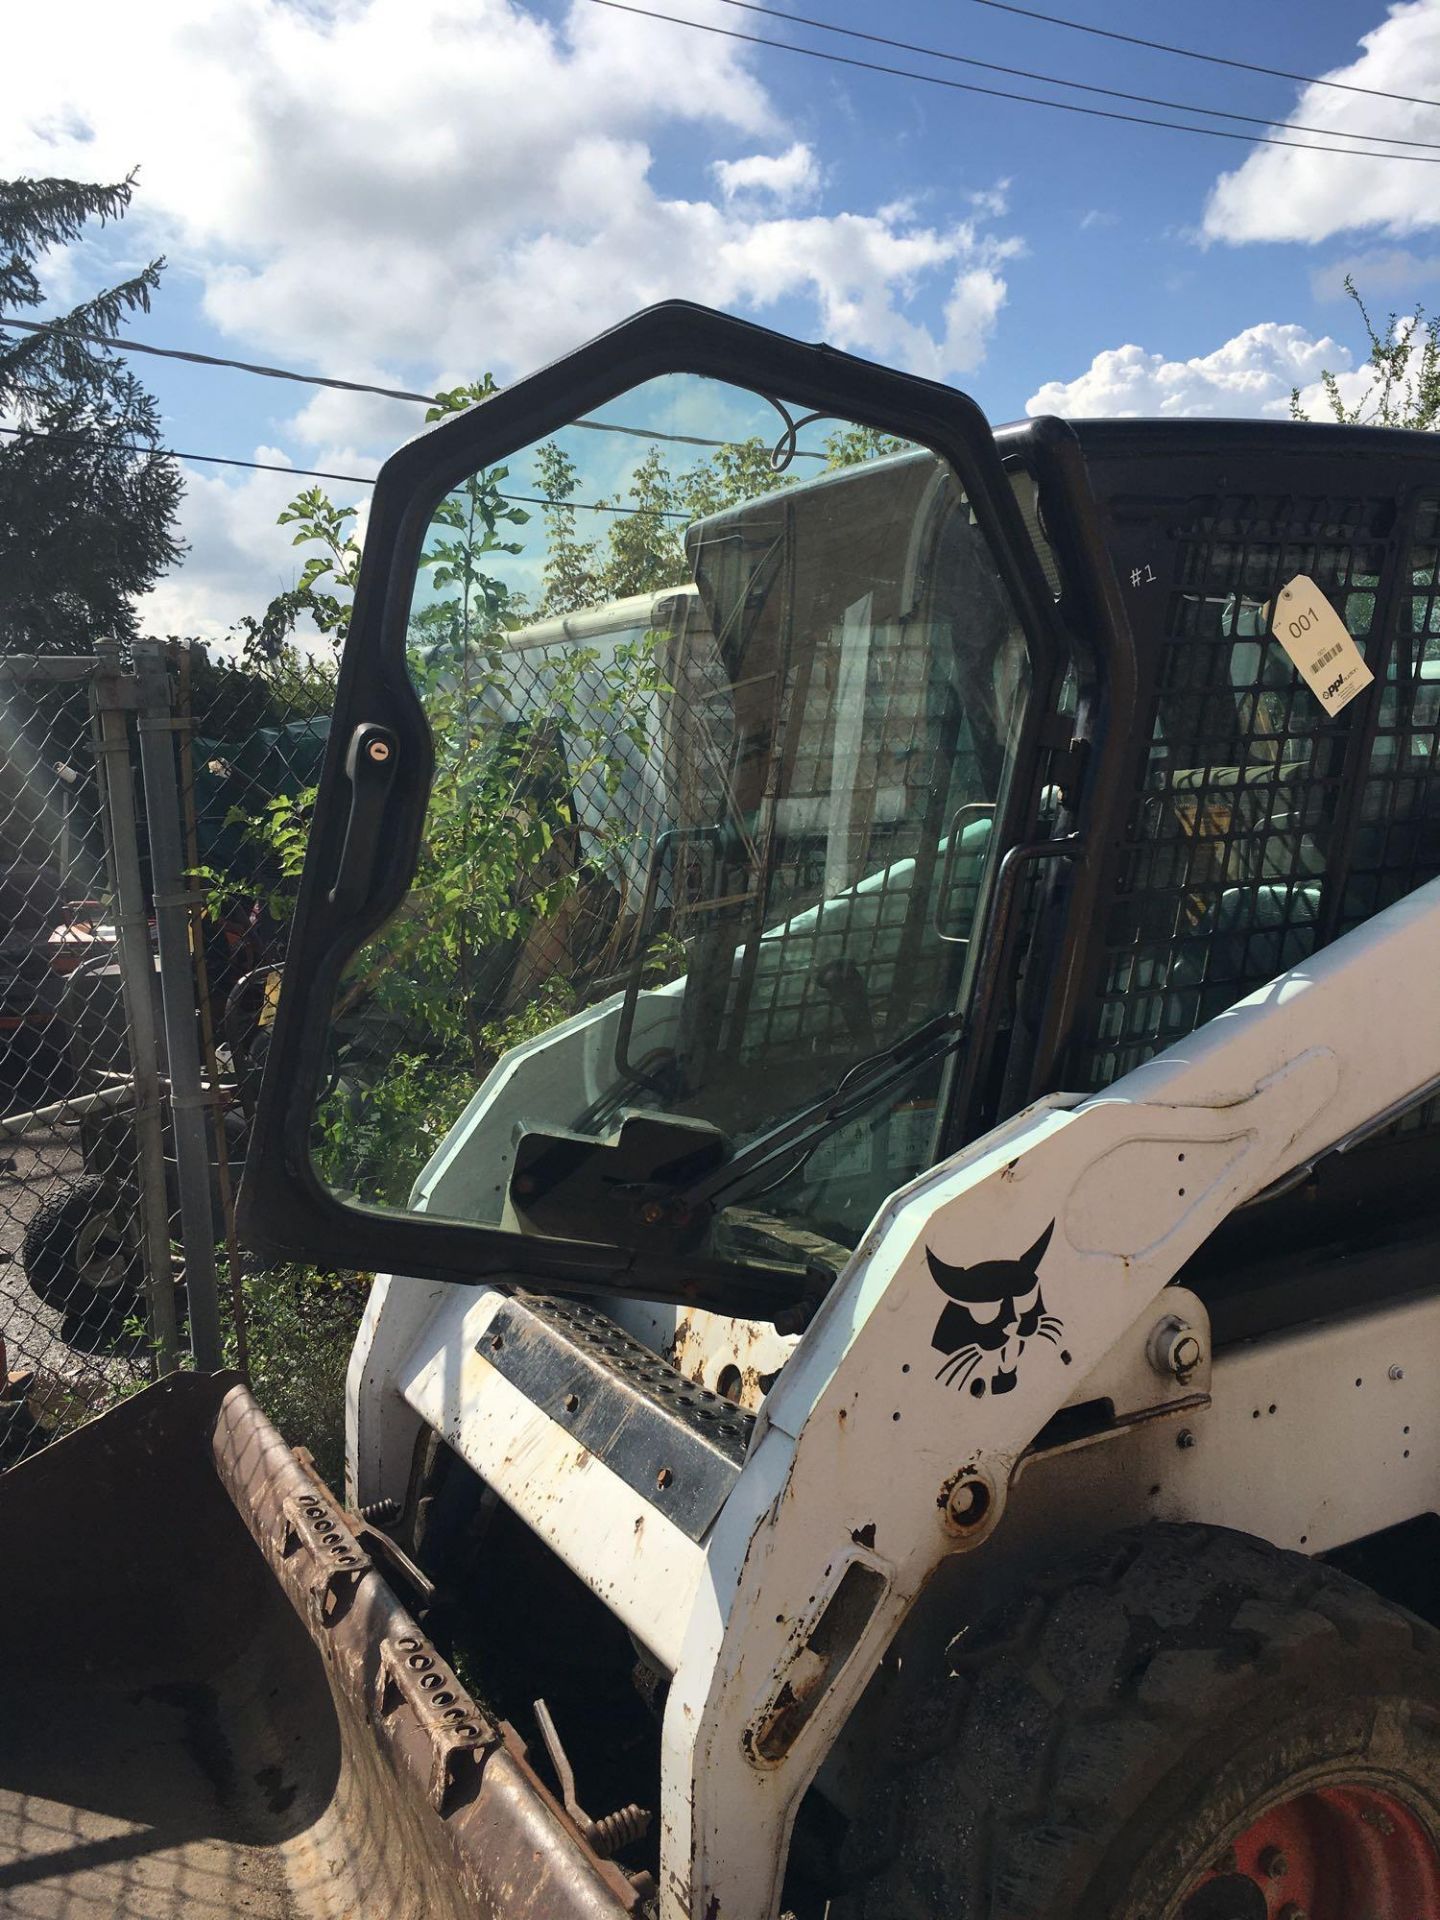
xmin=1270 ymin=575 xmax=1374 ymax=718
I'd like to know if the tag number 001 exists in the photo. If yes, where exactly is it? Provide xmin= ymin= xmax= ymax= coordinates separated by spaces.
xmin=1287 ymin=603 xmax=1321 ymax=641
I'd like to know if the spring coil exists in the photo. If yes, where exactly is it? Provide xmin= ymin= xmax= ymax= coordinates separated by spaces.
xmin=358 ymin=1497 xmax=401 ymax=1526
xmin=589 ymin=1804 xmax=651 ymax=1857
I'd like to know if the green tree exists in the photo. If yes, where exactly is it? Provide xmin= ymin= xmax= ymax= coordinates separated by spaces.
xmin=532 ymin=423 xmax=904 ymax=618
xmin=229 ymin=487 xmax=363 ymax=663
xmin=226 ymin=393 xmax=911 ymax=1200
xmin=0 ymin=173 xmax=182 ymax=651
xmin=1292 ymin=276 xmax=1440 ymax=431
xmin=226 ymin=434 xmax=661 ymax=1201
xmin=822 ymin=423 xmax=910 ymax=469
xmin=533 ymin=436 xmax=783 ymax=615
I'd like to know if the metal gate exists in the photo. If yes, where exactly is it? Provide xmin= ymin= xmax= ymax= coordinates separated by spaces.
xmin=0 ymin=640 xmax=273 ymax=1462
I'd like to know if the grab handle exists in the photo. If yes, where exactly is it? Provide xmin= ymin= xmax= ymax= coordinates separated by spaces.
xmin=329 ymin=723 xmax=398 ymax=911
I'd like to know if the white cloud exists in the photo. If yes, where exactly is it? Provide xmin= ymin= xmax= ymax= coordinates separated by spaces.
xmin=140 ymin=451 xmax=311 ymax=644
xmin=968 ymin=182 xmax=1011 ymax=219
xmin=712 ymin=142 xmax=820 ymax=206
xmin=5 ymin=0 xmax=1012 ymax=379
xmin=282 ymin=379 xmax=425 ymax=463
xmin=137 ymin=442 xmax=380 ymax=648
xmin=1203 ymin=1 xmax=1440 ymax=245
xmin=1311 ymin=246 xmax=1440 ymax=300
xmin=1025 ymin=322 xmax=1353 ymax=418
xmin=8 ymin=0 xmax=1023 ymax=634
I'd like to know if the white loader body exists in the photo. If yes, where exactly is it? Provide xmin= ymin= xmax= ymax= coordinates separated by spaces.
xmin=349 ymin=873 xmax=1440 ymax=1920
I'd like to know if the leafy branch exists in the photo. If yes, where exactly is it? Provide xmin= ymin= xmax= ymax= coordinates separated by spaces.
xmin=1292 ymin=276 xmax=1440 ymax=432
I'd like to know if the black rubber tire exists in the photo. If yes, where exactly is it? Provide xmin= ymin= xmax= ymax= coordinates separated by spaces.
xmin=21 ymin=1175 xmax=140 ymax=1328
xmin=833 ymin=1522 xmax=1440 ymax=1920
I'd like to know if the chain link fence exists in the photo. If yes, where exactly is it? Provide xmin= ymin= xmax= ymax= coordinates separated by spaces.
xmin=1 ymin=652 xmax=146 ymax=1462
xmin=0 ymin=638 xmax=349 ymax=1469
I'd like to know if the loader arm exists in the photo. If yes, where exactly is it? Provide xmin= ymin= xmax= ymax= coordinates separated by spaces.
xmin=657 ymin=874 xmax=1440 ymax=1920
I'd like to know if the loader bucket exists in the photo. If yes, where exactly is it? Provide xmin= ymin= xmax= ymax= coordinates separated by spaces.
xmin=0 ymin=1373 xmax=639 ymax=1920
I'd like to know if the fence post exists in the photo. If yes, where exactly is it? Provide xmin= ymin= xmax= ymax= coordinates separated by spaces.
xmin=88 ymin=647 xmax=179 ymax=1374
xmin=131 ymin=640 xmax=225 ymax=1371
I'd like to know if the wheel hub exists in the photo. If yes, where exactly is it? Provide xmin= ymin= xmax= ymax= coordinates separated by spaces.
xmin=74 ymin=1210 xmax=131 ymax=1293
xmin=1182 ymin=1782 xmax=1440 ymax=1920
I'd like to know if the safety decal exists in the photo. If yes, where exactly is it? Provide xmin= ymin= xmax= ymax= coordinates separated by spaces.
xmin=925 ymin=1220 xmax=1071 ymax=1396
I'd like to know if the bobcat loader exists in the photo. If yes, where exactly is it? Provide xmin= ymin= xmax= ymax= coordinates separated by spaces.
xmin=5 ymin=302 xmax=1440 ymax=1920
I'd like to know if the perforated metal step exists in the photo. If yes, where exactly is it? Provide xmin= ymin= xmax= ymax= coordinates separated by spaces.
xmin=481 ymin=1293 xmax=755 ymax=1541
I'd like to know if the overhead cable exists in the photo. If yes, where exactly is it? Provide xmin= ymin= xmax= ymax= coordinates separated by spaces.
xmin=0 ymin=316 xmax=816 ymax=455
xmin=961 ymin=0 xmax=1440 ymax=112
xmin=0 ymin=424 xmax=695 ymax=518
xmin=586 ymin=0 xmax=1440 ymax=161
xmin=2 ymin=316 xmax=435 ymax=404
xmin=711 ymin=0 xmax=1440 ymax=151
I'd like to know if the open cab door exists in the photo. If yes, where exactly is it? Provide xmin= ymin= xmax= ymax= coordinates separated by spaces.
xmin=236 ymin=302 xmax=1066 ymax=1312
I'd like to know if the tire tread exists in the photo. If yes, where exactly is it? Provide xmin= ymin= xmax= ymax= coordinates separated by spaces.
xmin=837 ymin=1523 xmax=1436 ymax=1920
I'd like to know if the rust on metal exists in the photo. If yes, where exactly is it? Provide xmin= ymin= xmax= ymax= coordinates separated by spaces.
xmin=533 ymin=1697 xmax=652 ymax=1860
xmin=0 ymin=1370 xmax=640 ymax=1920
xmin=210 ymin=1378 xmax=642 ymax=1916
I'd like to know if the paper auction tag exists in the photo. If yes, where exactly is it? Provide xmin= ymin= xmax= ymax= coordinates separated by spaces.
xmin=1270 ymin=575 xmax=1374 ymax=717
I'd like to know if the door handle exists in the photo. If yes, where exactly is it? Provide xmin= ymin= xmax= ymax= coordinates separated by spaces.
xmin=933 ymin=801 xmax=996 ymax=943
xmin=329 ymin=723 xmax=398 ymax=911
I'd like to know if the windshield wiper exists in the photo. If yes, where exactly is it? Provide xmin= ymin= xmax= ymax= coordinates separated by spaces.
xmin=672 ymin=1010 xmax=967 ymax=1216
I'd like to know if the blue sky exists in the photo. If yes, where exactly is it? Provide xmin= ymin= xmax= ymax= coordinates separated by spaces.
xmin=8 ymin=0 xmax=1440 ymax=635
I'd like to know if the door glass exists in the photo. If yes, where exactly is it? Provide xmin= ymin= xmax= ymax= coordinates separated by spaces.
xmin=312 ymin=375 xmax=1032 ymax=1266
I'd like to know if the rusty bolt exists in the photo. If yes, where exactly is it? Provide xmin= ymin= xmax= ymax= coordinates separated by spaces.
xmin=1149 ymin=1316 xmax=1203 ymax=1383
xmin=944 ymin=1475 xmax=992 ymax=1531
xmin=1172 ymin=1332 xmax=1202 ymax=1375
xmin=1176 ymin=1428 xmax=1197 ymax=1450
xmin=1260 ymin=1846 xmax=1289 ymax=1879
xmin=366 ymin=737 xmax=392 ymax=763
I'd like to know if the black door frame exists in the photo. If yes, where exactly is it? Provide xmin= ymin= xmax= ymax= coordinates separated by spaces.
xmin=237 ymin=299 xmax=1068 ymax=1307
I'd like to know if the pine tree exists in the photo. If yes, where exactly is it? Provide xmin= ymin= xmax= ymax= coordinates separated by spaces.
xmin=0 ymin=173 xmax=182 ymax=651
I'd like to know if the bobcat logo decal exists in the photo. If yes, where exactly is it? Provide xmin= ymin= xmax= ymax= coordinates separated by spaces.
xmin=925 ymin=1220 xmax=1069 ymax=1396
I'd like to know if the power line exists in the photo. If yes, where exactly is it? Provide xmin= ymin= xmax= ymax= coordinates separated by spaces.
xmin=1 ymin=314 xmax=819 ymax=456
xmin=587 ymin=0 xmax=1440 ymax=161
xmin=961 ymin=0 xmax=1440 ymax=112
xmin=0 ymin=424 xmax=697 ymax=518
xmin=711 ymin=0 xmax=1440 ymax=152
xmin=2 ymin=316 xmax=435 ymax=404
xmin=0 ymin=424 xmax=379 ymax=488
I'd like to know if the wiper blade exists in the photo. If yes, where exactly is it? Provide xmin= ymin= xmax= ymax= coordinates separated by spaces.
xmin=678 ymin=1011 xmax=966 ymax=1214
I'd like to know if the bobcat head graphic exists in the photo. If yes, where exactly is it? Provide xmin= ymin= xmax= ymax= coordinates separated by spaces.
xmin=924 ymin=1220 xmax=1068 ymax=1396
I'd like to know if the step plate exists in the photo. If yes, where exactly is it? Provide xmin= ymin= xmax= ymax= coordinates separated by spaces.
xmin=481 ymin=1295 xmax=755 ymax=1542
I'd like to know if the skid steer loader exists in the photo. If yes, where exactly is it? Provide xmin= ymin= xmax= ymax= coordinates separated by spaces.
xmin=5 ymin=301 xmax=1440 ymax=1920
